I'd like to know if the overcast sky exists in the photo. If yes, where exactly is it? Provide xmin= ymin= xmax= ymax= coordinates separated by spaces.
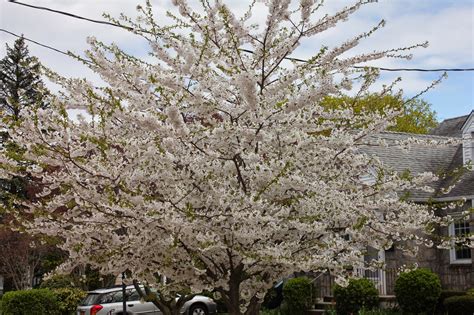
xmin=1 ymin=0 xmax=473 ymax=121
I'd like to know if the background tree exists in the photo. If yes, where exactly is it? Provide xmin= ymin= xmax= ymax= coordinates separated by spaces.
xmin=0 ymin=37 xmax=58 ymax=291
xmin=320 ymin=94 xmax=438 ymax=134
xmin=0 ymin=230 xmax=62 ymax=290
xmin=0 ymin=36 xmax=48 ymax=122
xmin=1 ymin=1 xmax=453 ymax=314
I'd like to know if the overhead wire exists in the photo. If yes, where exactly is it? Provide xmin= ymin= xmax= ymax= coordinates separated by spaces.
xmin=7 ymin=0 xmax=134 ymax=31
xmin=0 ymin=29 xmax=93 ymax=64
xmin=4 ymin=0 xmax=474 ymax=72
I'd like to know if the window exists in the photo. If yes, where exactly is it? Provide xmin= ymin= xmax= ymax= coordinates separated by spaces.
xmin=471 ymin=132 xmax=474 ymax=162
xmin=449 ymin=218 xmax=472 ymax=264
xmin=98 ymin=291 xmax=124 ymax=303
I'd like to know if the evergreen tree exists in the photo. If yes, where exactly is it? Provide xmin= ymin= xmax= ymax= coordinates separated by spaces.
xmin=0 ymin=36 xmax=48 ymax=122
xmin=0 ymin=38 xmax=55 ymax=290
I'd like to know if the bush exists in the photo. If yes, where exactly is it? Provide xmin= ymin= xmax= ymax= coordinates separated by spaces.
xmin=435 ymin=290 xmax=466 ymax=314
xmin=333 ymin=278 xmax=379 ymax=315
xmin=1 ymin=289 xmax=60 ymax=315
xmin=54 ymin=288 xmax=87 ymax=315
xmin=40 ymin=274 xmax=76 ymax=289
xmin=282 ymin=277 xmax=313 ymax=315
xmin=394 ymin=268 xmax=441 ymax=314
xmin=444 ymin=295 xmax=474 ymax=315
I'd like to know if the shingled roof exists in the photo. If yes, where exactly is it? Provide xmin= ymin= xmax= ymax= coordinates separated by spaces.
xmin=360 ymin=132 xmax=460 ymax=200
xmin=430 ymin=114 xmax=470 ymax=137
xmin=360 ymin=113 xmax=474 ymax=201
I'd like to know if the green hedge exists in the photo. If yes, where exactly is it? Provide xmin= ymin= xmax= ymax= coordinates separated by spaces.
xmin=1 ymin=287 xmax=86 ymax=315
xmin=435 ymin=290 xmax=466 ymax=314
xmin=333 ymin=278 xmax=379 ymax=315
xmin=444 ymin=295 xmax=474 ymax=315
xmin=394 ymin=268 xmax=441 ymax=314
xmin=54 ymin=288 xmax=87 ymax=315
xmin=282 ymin=277 xmax=313 ymax=315
xmin=1 ymin=289 xmax=60 ymax=315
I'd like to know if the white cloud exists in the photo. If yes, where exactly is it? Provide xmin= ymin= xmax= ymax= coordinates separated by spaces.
xmin=1 ymin=0 xmax=472 ymax=118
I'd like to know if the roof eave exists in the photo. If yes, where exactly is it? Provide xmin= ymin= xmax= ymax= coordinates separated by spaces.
xmin=460 ymin=110 xmax=474 ymax=132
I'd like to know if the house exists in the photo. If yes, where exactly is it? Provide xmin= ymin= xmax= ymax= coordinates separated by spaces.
xmin=316 ymin=111 xmax=474 ymax=297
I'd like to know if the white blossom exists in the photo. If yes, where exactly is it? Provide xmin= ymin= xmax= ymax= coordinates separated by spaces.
xmin=0 ymin=1 xmax=451 ymax=315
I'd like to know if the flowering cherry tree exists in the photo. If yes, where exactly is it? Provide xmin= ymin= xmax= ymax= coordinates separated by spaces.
xmin=0 ymin=0 xmax=451 ymax=314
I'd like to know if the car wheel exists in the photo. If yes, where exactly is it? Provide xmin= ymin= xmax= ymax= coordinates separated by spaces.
xmin=189 ymin=303 xmax=208 ymax=315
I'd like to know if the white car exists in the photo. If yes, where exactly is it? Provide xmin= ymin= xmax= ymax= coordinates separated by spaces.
xmin=76 ymin=285 xmax=217 ymax=315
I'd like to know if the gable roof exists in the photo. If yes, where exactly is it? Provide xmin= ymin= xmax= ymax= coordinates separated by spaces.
xmin=429 ymin=114 xmax=469 ymax=137
xmin=461 ymin=111 xmax=474 ymax=132
xmin=360 ymin=131 xmax=461 ymax=200
xmin=435 ymin=145 xmax=474 ymax=199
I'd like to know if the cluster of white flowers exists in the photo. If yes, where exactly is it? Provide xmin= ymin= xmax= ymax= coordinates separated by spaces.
xmin=0 ymin=1 xmax=455 ymax=314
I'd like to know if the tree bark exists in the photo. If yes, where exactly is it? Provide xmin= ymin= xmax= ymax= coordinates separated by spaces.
xmin=221 ymin=264 xmax=262 ymax=315
xmin=244 ymin=296 xmax=261 ymax=315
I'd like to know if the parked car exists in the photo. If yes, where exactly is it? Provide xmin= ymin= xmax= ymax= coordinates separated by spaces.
xmin=76 ymin=285 xmax=217 ymax=315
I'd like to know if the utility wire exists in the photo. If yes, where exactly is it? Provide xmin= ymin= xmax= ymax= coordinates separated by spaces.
xmin=0 ymin=29 xmax=93 ymax=64
xmin=4 ymin=0 xmax=474 ymax=72
xmin=7 ymin=0 xmax=134 ymax=31
xmin=0 ymin=28 xmax=71 ymax=58
xmin=239 ymin=48 xmax=474 ymax=72
xmin=353 ymin=66 xmax=474 ymax=72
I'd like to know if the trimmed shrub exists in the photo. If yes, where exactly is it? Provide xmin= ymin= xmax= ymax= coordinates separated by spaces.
xmin=333 ymin=278 xmax=379 ymax=315
xmin=1 ymin=289 xmax=60 ymax=315
xmin=435 ymin=290 xmax=466 ymax=314
xmin=444 ymin=295 xmax=474 ymax=315
xmin=54 ymin=288 xmax=87 ymax=315
xmin=394 ymin=268 xmax=441 ymax=314
xmin=40 ymin=274 xmax=76 ymax=289
xmin=282 ymin=277 xmax=313 ymax=315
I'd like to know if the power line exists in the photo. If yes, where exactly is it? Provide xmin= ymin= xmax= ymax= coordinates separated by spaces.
xmin=353 ymin=66 xmax=474 ymax=72
xmin=3 ymin=1 xmax=474 ymax=73
xmin=8 ymin=0 xmax=134 ymax=31
xmin=0 ymin=29 xmax=93 ymax=64
xmin=239 ymin=48 xmax=474 ymax=72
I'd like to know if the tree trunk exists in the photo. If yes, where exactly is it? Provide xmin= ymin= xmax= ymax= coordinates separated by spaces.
xmin=226 ymin=281 xmax=241 ymax=315
xmin=244 ymin=296 xmax=261 ymax=315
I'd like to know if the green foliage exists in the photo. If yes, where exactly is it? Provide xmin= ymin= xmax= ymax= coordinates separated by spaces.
xmin=0 ymin=37 xmax=48 ymax=122
xmin=259 ymin=308 xmax=282 ymax=315
xmin=320 ymin=94 xmax=437 ymax=134
xmin=1 ymin=289 xmax=60 ymax=315
xmin=40 ymin=274 xmax=76 ymax=290
xmin=467 ymin=288 xmax=474 ymax=296
xmin=443 ymin=295 xmax=474 ymax=315
xmin=435 ymin=290 xmax=466 ymax=314
xmin=358 ymin=309 xmax=402 ymax=315
xmin=282 ymin=277 xmax=313 ymax=315
xmin=53 ymin=288 xmax=87 ymax=315
xmin=333 ymin=278 xmax=379 ymax=315
xmin=394 ymin=269 xmax=441 ymax=314
xmin=69 ymin=265 xmax=116 ymax=291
